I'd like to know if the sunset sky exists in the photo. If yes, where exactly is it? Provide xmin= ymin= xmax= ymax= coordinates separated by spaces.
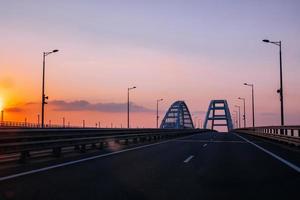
xmin=0 ymin=0 xmax=300 ymax=128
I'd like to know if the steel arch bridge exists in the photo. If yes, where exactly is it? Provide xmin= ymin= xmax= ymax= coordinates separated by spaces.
xmin=160 ymin=101 xmax=194 ymax=129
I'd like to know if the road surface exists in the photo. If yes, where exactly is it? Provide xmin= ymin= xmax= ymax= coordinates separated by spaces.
xmin=0 ymin=131 xmax=299 ymax=200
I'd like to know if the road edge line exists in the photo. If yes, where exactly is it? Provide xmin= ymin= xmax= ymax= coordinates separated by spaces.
xmin=234 ymin=133 xmax=300 ymax=173
xmin=0 ymin=134 xmax=197 ymax=182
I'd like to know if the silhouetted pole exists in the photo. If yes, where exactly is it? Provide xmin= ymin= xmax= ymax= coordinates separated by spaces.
xmin=263 ymin=39 xmax=284 ymax=126
xmin=198 ymin=119 xmax=201 ymax=128
xmin=244 ymin=83 xmax=255 ymax=128
xmin=1 ymin=110 xmax=3 ymax=122
xmin=238 ymin=97 xmax=246 ymax=128
xmin=37 ymin=114 xmax=40 ymax=127
xmin=127 ymin=86 xmax=136 ymax=128
xmin=193 ymin=116 xmax=198 ymax=129
xmin=234 ymin=111 xmax=238 ymax=128
xmin=156 ymin=98 xmax=163 ymax=128
xmin=41 ymin=49 xmax=59 ymax=128
xmin=234 ymin=105 xmax=241 ymax=128
xmin=63 ymin=117 xmax=65 ymax=128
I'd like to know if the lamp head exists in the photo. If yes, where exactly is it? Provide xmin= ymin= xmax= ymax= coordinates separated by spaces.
xmin=262 ymin=39 xmax=270 ymax=43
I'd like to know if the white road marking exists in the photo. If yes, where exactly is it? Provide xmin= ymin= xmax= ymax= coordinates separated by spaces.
xmin=234 ymin=133 xmax=300 ymax=173
xmin=203 ymin=144 xmax=207 ymax=147
xmin=174 ymin=139 xmax=247 ymax=143
xmin=0 ymin=134 xmax=197 ymax=182
xmin=183 ymin=155 xmax=194 ymax=163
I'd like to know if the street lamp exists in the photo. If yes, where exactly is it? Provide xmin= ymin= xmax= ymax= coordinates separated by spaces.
xmin=127 ymin=86 xmax=136 ymax=128
xmin=244 ymin=83 xmax=255 ymax=128
xmin=0 ymin=100 xmax=3 ymax=122
xmin=238 ymin=97 xmax=246 ymax=128
xmin=156 ymin=98 xmax=163 ymax=128
xmin=1 ymin=110 xmax=3 ymax=122
xmin=233 ymin=111 xmax=238 ymax=129
xmin=234 ymin=105 xmax=241 ymax=128
xmin=194 ymin=116 xmax=198 ymax=129
xmin=41 ymin=49 xmax=59 ymax=128
xmin=262 ymin=39 xmax=284 ymax=126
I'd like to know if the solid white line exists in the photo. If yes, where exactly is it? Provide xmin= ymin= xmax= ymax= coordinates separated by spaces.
xmin=183 ymin=155 xmax=194 ymax=163
xmin=174 ymin=139 xmax=246 ymax=143
xmin=0 ymin=134 xmax=196 ymax=182
xmin=234 ymin=133 xmax=300 ymax=173
xmin=203 ymin=144 xmax=207 ymax=147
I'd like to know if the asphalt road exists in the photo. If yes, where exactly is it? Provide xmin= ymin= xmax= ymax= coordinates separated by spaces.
xmin=0 ymin=131 xmax=299 ymax=200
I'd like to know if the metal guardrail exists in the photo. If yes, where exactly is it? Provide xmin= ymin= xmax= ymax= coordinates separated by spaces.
xmin=0 ymin=120 xmax=94 ymax=129
xmin=235 ymin=126 xmax=300 ymax=146
xmin=0 ymin=128 xmax=210 ymax=163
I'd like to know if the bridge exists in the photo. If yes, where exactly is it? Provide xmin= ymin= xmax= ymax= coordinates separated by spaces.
xmin=0 ymin=100 xmax=299 ymax=199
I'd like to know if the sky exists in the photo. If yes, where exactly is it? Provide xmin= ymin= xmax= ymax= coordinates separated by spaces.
xmin=0 ymin=0 xmax=300 ymax=129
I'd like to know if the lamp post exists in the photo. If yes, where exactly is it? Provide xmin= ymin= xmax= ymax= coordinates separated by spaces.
xmin=156 ymin=98 xmax=163 ymax=128
xmin=234 ymin=111 xmax=238 ymax=128
xmin=232 ymin=112 xmax=236 ymax=128
xmin=63 ymin=117 xmax=65 ymax=128
xmin=41 ymin=49 xmax=59 ymax=128
xmin=244 ymin=83 xmax=255 ymax=128
xmin=37 ymin=114 xmax=40 ymax=127
xmin=1 ymin=110 xmax=3 ymax=122
xmin=262 ymin=39 xmax=284 ymax=126
xmin=238 ymin=97 xmax=246 ymax=128
xmin=127 ymin=86 xmax=136 ymax=128
xmin=234 ymin=105 xmax=241 ymax=128
xmin=194 ymin=116 xmax=198 ymax=129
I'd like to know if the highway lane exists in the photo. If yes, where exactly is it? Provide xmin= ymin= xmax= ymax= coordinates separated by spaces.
xmin=0 ymin=131 xmax=299 ymax=200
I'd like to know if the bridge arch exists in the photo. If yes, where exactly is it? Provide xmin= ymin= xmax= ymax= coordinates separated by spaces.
xmin=160 ymin=101 xmax=194 ymax=129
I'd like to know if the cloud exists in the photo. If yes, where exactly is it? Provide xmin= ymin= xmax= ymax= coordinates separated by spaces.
xmin=50 ymin=100 xmax=153 ymax=113
xmin=4 ymin=107 xmax=23 ymax=112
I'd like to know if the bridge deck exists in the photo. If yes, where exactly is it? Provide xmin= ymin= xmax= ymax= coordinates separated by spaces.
xmin=0 ymin=131 xmax=299 ymax=199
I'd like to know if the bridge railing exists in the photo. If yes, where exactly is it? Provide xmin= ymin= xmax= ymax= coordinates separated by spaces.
xmin=0 ymin=128 xmax=210 ymax=163
xmin=234 ymin=126 xmax=300 ymax=146
xmin=0 ymin=120 xmax=95 ymax=129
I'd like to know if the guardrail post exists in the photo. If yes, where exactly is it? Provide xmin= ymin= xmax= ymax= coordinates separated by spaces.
xmin=53 ymin=147 xmax=61 ymax=157
xmin=80 ymin=144 xmax=86 ymax=153
xmin=19 ymin=151 xmax=30 ymax=163
xmin=124 ymin=139 xmax=129 ymax=145
xmin=139 ymin=137 xmax=143 ymax=142
xmin=98 ymin=142 xmax=104 ymax=149
xmin=75 ymin=145 xmax=80 ymax=151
